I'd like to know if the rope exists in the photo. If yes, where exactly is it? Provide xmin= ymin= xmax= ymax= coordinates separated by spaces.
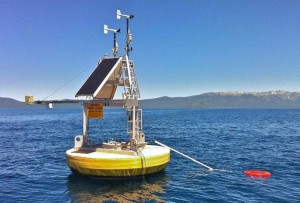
xmin=137 ymin=147 xmax=147 ymax=184
xmin=155 ymin=140 xmax=214 ymax=170
xmin=155 ymin=140 xmax=233 ymax=173
xmin=42 ymin=67 xmax=90 ymax=101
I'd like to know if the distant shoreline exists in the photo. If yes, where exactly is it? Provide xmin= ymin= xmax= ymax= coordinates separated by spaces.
xmin=1 ymin=90 xmax=300 ymax=109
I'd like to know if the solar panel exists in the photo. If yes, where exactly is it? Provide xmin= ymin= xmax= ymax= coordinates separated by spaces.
xmin=76 ymin=57 xmax=121 ymax=97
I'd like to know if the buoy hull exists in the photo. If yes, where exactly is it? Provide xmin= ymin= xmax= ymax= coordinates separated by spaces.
xmin=66 ymin=145 xmax=170 ymax=177
xmin=244 ymin=170 xmax=271 ymax=178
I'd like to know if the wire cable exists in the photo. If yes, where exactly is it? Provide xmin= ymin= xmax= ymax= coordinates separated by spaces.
xmin=42 ymin=67 xmax=91 ymax=101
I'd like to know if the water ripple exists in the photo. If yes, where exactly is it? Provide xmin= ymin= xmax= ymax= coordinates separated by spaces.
xmin=0 ymin=108 xmax=299 ymax=202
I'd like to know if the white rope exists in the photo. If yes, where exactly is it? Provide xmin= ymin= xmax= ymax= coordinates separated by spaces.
xmin=155 ymin=140 xmax=233 ymax=173
xmin=155 ymin=140 xmax=214 ymax=171
xmin=42 ymin=67 xmax=90 ymax=101
xmin=137 ymin=147 xmax=147 ymax=184
xmin=137 ymin=148 xmax=146 ymax=174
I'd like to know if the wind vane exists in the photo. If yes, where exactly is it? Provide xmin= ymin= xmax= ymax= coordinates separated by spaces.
xmin=117 ymin=10 xmax=134 ymax=56
xmin=104 ymin=24 xmax=120 ymax=57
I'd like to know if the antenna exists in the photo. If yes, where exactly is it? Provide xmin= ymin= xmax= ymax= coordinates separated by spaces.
xmin=103 ymin=24 xmax=121 ymax=57
xmin=116 ymin=9 xmax=134 ymax=56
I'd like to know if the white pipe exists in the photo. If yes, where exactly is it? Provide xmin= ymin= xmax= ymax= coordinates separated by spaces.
xmin=125 ymin=55 xmax=132 ymax=89
xmin=132 ymin=106 xmax=136 ymax=140
xmin=83 ymin=104 xmax=88 ymax=145
xmin=155 ymin=140 xmax=214 ymax=171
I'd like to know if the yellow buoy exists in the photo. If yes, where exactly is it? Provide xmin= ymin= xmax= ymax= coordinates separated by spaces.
xmin=66 ymin=145 xmax=170 ymax=177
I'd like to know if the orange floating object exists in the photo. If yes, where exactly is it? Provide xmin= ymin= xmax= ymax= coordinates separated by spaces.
xmin=244 ymin=170 xmax=271 ymax=178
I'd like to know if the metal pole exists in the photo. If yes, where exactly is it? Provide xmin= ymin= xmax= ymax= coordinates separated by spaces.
xmin=130 ymin=106 xmax=136 ymax=150
xmin=132 ymin=106 xmax=136 ymax=139
xmin=126 ymin=18 xmax=129 ymax=56
xmin=113 ymin=32 xmax=117 ymax=57
xmin=83 ymin=104 xmax=88 ymax=146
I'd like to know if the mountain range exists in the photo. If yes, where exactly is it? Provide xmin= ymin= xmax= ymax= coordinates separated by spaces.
xmin=1 ymin=90 xmax=300 ymax=109
xmin=139 ymin=90 xmax=300 ymax=109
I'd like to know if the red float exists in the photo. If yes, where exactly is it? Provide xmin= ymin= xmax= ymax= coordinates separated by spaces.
xmin=244 ymin=170 xmax=271 ymax=178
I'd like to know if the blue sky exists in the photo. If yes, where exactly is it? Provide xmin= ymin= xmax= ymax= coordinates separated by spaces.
xmin=1 ymin=0 xmax=300 ymax=101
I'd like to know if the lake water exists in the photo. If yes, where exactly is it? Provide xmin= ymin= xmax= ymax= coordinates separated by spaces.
xmin=0 ymin=108 xmax=299 ymax=202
